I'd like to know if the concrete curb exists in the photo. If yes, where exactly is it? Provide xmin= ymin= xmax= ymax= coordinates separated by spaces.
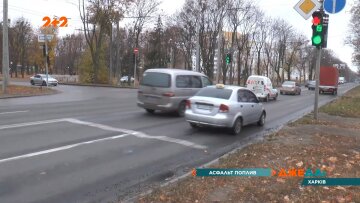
xmin=0 ymin=90 xmax=60 ymax=99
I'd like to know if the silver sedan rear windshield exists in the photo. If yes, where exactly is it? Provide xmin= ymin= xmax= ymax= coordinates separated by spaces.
xmin=141 ymin=72 xmax=171 ymax=88
xmin=196 ymin=87 xmax=233 ymax=100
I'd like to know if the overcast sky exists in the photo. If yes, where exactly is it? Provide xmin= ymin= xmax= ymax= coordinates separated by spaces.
xmin=2 ymin=0 xmax=356 ymax=72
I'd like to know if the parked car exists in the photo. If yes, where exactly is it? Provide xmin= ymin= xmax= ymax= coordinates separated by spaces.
xmin=246 ymin=75 xmax=278 ymax=102
xmin=137 ymin=68 xmax=212 ymax=116
xmin=185 ymin=84 xmax=266 ymax=135
xmin=307 ymin=80 xmax=316 ymax=90
xmin=279 ymin=81 xmax=301 ymax=95
xmin=120 ymin=76 xmax=134 ymax=83
xmin=30 ymin=74 xmax=58 ymax=86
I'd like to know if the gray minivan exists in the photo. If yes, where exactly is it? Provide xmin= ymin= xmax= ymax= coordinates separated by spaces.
xmin=137 ymin=68 xmax=212 ymax=116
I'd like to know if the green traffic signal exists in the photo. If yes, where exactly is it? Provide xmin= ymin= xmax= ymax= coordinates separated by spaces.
xmin=225 ymin=54 xmax=231 ymax=64
xmin=316 ymin=25 xmax=323 ymax=32
xmin=312 ymin=35 xmax=322 ymax=45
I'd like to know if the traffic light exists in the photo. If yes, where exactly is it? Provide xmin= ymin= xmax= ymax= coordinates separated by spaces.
xmin=322 ymin=13 xmax=329 ymax=48
xmin=47 ymin=55 xmax=50 ymax=66
xmin=42 ymin=45 xmax=46 ymax=56
xmin=225 ymin=53 xmax=231 ymax=65
xmin=311 ymin=11 xmax=324 ymax=48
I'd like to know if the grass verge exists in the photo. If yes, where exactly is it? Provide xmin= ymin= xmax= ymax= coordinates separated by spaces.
xmin=319 ymin=86 xmax=360 ymax=118
xmin=0 ymin=85 xmax=58 ymax=98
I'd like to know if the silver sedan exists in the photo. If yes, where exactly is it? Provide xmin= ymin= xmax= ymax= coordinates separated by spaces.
xmin=185 ymin=85 xmax=266 ymax=135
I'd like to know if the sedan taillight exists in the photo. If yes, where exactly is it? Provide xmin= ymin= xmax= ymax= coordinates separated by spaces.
xmin=186 ymin=100 xmax=191 ymax=109
xmin=219 ymin=104 xmax=229 ymax=113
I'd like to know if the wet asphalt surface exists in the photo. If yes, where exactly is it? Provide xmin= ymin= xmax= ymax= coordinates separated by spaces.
xmin=0 ymin=82 xmax=357 ymax=203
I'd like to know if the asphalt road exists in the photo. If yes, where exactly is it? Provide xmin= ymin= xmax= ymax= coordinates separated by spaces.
xmin=0 ymin=82 xmax=357 ymax=203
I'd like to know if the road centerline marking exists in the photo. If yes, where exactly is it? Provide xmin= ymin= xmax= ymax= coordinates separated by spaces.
xmin=0 ymin=110 xmax=29 ymax=115
xmin=0 ymin=118 xmax=68 ymax=130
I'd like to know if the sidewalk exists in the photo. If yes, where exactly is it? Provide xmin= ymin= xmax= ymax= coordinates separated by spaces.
xmin=134 ymin=86 xmax=360 ymax=203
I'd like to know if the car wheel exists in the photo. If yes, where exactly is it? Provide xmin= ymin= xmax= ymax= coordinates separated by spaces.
xmin=177 ymin=101 xmax=186 ymax=117
xmin=145 ymin=109 xmax=155 ymax=114
xmin=230 ymin=117 xmax=242 ymax=135
xmin=257 ymin=112 xmax=266 ymax=126
xmin=42 ymin=81 xmax=47 ymax=86
xmin=30 ymin=80 xmax=35 ymax=85
xmin=189 ymin=122 xmax=199 ymax=129
xmin=280 ymin=91 xmax=283 ymax=95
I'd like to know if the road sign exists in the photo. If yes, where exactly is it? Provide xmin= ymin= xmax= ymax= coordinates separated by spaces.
xmin=38 ymin=34 xmax=54 ymax=42
xmin=134 ymin=47 xmax=139 ymax=55
xmin=324 ymin=0 xmax=346 ymax=14
xmin=294 ymin=0 xmax=322 ymax=20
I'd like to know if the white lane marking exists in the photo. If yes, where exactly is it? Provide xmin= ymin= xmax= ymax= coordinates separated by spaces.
xmin=0 ymin=110 xmax=29 ymax=115
xmin=0 ymin=134 xmax=130 ymax=164
xmin=64 ymin=118 xmax=207 ymax=150
xmin=0 ymin=118 xmax=207 ymax=163
xmin=0 ymin=118 xmax=67 ymax=130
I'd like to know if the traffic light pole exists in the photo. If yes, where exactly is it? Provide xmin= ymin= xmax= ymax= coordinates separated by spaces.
xmin=314 ymin=47 xmax=322 ymax=120
xmin=313 ymin=0 xmax=324 ymax=120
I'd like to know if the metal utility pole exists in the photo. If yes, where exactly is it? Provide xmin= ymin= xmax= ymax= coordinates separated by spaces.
xmin=44 ymin=32 xmax=49 ymax=87
xmin=133 ymin=48 xmax=138 ymax=88
xmin=216 ymin=23 xmax=222 ymax=83
xmin=314 ymin=0 xmax=324 ymax=120
xmin=133 ymin=55 xmax=137 ymax=88
xmin=196 ymin=22 xmax=200 ymax=72
xmin=314 ymin=47 xmax=322 ymax=119
xmin=109 ymin=24 xmax=113 ymax=85
xmin=2 ymin=0 xmax=9 ymax=93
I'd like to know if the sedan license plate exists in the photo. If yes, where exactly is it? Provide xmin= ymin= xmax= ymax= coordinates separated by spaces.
xmin=197 ymin=104 xmax=212 ymax=110
xmin=146 ymin=96 xmax=158 ymax=103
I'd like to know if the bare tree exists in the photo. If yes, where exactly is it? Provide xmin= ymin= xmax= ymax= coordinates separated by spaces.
xmin=199 ymin=0 xmax=229 ymax=80
xmin=55 ymin=34 xmax=84 ymax=75
xmin=253 ymin=10 xmax=267 ymax=76
xmin=346 ymin=0 xmax=360 ymax=70
xmin=79 ymin=0 xmax=129 ymax=83
xmin=225 ymin=0 xmax=253 ymax=84
xmin=171 ymin=0 xmax=198 ymax=70
xmin=9 ymin=18 xmax=33 ymax=78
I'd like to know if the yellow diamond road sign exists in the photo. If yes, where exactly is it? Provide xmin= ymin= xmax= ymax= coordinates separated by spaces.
xmin=294 ymin=0 xmax=322 ymax=20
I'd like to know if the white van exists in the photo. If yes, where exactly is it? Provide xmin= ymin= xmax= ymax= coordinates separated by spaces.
xmin=246 ymin=75 xmax=278 ymax=102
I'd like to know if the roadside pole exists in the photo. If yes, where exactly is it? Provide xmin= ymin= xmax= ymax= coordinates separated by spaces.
xmin=2 ymin=0 xmax=9 ymax=93
xmin=314 ymin=0 xmax=325 ymax=120
xmin=45 ymin=34 xmax=49 ymax=87
xmin=133 ymin=51 xmax=137 ymax=88
xmin=196 ymin=22 xmax=200 ymax=72
xmin=314 ymin=47 xmax=322 ymax=120
xmin=216 ymin=23 xmax=222 ymax=83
